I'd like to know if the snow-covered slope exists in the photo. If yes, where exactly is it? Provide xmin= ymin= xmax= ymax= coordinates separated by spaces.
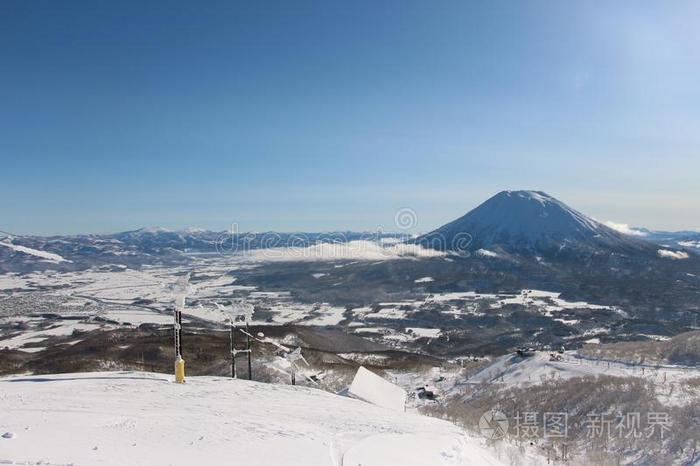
xmin=0 ymin=240 xmax=70 ymax=263
xmin=0 ymin=371 xmax=503 ymax=466
xmin=466 ymin=352 xmax=700 ymax=387
xmin=417 ymin=190 xmax=650 ymax=255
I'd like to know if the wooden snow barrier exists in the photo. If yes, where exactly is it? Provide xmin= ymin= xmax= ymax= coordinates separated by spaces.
xmin=348 ymin=366 xmax=407 ymax=412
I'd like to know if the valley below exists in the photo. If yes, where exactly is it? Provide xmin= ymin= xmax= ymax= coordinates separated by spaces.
xmin=2 ymin=250 xmax=700 ymax=465
xmin=2 ymin=192 xmax=700 ymax=465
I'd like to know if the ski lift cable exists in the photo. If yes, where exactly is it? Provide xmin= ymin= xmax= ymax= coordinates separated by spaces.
xmin=237 ymin=327 xmax=291 ymax=353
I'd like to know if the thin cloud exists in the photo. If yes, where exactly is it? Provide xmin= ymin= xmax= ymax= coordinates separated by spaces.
xmin=245 ymin=240 xmax=445 ymax=262
xmin=604 ymin=221 xmax=647 ymax=237
xmin=657 ymin=249 xmax=689 ymax=260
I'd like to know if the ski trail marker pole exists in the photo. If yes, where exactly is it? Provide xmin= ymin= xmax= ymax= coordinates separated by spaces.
xmin=172 ymin=273 xmax=190 ymax=384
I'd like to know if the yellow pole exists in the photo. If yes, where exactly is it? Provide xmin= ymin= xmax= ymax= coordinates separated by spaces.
xmin=175 ymin=356 xmax=186 ymax=383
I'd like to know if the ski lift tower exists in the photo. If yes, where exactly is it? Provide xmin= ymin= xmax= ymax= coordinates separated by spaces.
xmin=172 ymin=273 xmax=190 ymax=383
xmin=221 ymin=301 xmax=254 ymax=380
xmin=283 ymin=347 xmax=309 ymax=385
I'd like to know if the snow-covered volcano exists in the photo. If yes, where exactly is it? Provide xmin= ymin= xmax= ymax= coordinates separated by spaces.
xmin=417 ymin=190 xmax=650 ymax=255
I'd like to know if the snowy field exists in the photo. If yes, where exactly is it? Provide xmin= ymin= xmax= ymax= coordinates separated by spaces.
xmin=0 ymin=264 xmax=348 ymax=330
xmin=0 ymin=371 xmax=504 ymax=466
xmin=0 ymin=256 xmax=628 ymax=352
xmin=0 ymin=319 xmax=102 ymax=352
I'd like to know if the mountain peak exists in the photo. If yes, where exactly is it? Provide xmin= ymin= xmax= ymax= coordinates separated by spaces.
xmin=417 ymin=191 xmax=648 ymax=255
xmin=500 ymin=190 xmax=556 ymax=204
xmin=135 ymin=226 xmax=173 ymax=234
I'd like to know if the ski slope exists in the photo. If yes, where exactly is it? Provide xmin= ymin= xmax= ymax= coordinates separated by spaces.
xmin=0 ymin=371 xmax=504 ymax=466
xmin=465 ymin=352 xmax=700 ymax=387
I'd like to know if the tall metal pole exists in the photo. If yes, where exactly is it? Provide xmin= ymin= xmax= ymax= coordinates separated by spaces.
xmin=174 ymin=307 xmax=185 ymax=383
xmin=174 ymin=309 xmax=181 ymax=358
xmin=173 ymin=273 xmax=189 ymax=384
xmin=246 ymin=322 xmax=252 ymax=380
xmin=231 ymin=322 xmax=237 ymax=379
xmin=177 ymin=311 xmax=183 ymax=356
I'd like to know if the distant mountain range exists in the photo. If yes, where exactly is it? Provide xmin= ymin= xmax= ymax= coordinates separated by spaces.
xmin=618 ymin=227 xmax=700 ymax=249
xmin=2 ymin=191 xmax=699 ymax=349
xmin=1 ymin=190 xmax=698 ymax=273
xmin=0 ymin=229 xmax=407 ymax=273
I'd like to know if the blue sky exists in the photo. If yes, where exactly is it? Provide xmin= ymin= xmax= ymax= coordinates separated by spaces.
xmin=2 ymin=1 xmax=699 ymax=234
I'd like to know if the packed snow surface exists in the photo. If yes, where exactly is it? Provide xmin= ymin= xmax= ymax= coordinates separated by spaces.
xmin=0 ymin=371 xmax=503 ymax=466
